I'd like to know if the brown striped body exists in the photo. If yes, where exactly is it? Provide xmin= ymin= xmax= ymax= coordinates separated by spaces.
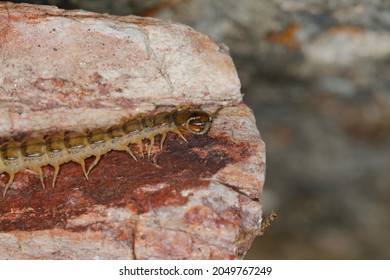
xmin=0 ymin=106 xmax=221 ymax=196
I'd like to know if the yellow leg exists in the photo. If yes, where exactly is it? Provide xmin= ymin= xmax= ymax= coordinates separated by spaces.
xmin=147 ymin=136 xmax=155 ymax=158
xmin=3 ymin=172 xmax=15 ymax=197
xmin=137 ymin=141 xmax=144 ymax=158
xmin=77 ymin=160 xmax=89 ymax=181
xmin=173 ymin=128 xmax=187 ymax=143
xmin=125 ymin=147 xmax=137 ymax=161
xmin=160 ymin=132 xmax=167 ymax=150
xmin=35 ymin=167 xmax=45 ymax=189
xmin=87 ymin=155 xmax=101 ymax=176
xmin=52 ymin=164 xmax=60 ymax=188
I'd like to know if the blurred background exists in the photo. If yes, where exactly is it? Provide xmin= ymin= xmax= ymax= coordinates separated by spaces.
xmin=4 ymin=0 xmax=390 ymax=259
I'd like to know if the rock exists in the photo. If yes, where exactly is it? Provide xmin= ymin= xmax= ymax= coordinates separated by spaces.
xmin=157 ymin=0 xmax=390 ymax=259
xmin=0 ymin=3 xmax=264 ymax=259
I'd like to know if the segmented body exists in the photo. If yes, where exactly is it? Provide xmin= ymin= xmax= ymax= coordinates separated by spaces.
xmin=0 ymin=106 xmax=222 ymax=197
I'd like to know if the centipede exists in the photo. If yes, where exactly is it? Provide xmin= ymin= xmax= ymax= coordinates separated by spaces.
xmin=0 ymin=105 xmax=225 ymax=197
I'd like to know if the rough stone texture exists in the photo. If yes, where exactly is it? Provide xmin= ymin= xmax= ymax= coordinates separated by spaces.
xmin=0 ymin=2 xmax=240 ymax=136
xmin=0 ymin=3 xmax=264 ymax=259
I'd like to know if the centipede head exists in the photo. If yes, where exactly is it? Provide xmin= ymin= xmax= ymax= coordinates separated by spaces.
xmin=183 ymin=110 xmax=212 ymax=135
xmin=176 ymin=100 xmax=235 ymax=135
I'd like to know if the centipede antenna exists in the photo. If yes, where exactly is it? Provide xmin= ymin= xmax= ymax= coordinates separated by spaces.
xmin=209 ymin=99 xmax=239 ymax=121
xmin=209 ymin=106 xmax=224 ymax=121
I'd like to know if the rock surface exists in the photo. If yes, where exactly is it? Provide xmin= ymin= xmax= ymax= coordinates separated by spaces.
xmin=0 ymin=3 xmax=264 ymax=259
xmin=0 ymin=2 xmax=240 ymax=135
xmin=35 ymin=0 xmax=390 ymax=259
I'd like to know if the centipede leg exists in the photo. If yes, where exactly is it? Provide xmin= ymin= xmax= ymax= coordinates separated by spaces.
xmin=2 ymin=172 xmax=15 ymax=197
xmin=160 ymin=132 xmax=167 ymax=150
xmin=52 ymin=164 xmax=60 ymax=188
xmin=77 ymin=160 xmax=89 ymax=181
xmin=137 ymin=141 xmax=144 ymax=158
xmin=125 ymin=147 xmax=137 ymax=161
xmin=147 ymin=136 xmax=155 ymax=158
xmin=173 ymin=127 xmax=188 ymax=143
xmin=87 ymin=155 xmax=101 ymax=176
xmin=34 ymin=167 xmax=45 ymax=189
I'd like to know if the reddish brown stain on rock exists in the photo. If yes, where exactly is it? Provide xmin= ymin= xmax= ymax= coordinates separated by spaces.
xmin=0 ymin=133 xmax=249 ymax=232
xmin=184 ymin=205 xmax=216 ymax=225
xmin=184 ymin=205 xmax=240 ymax=229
